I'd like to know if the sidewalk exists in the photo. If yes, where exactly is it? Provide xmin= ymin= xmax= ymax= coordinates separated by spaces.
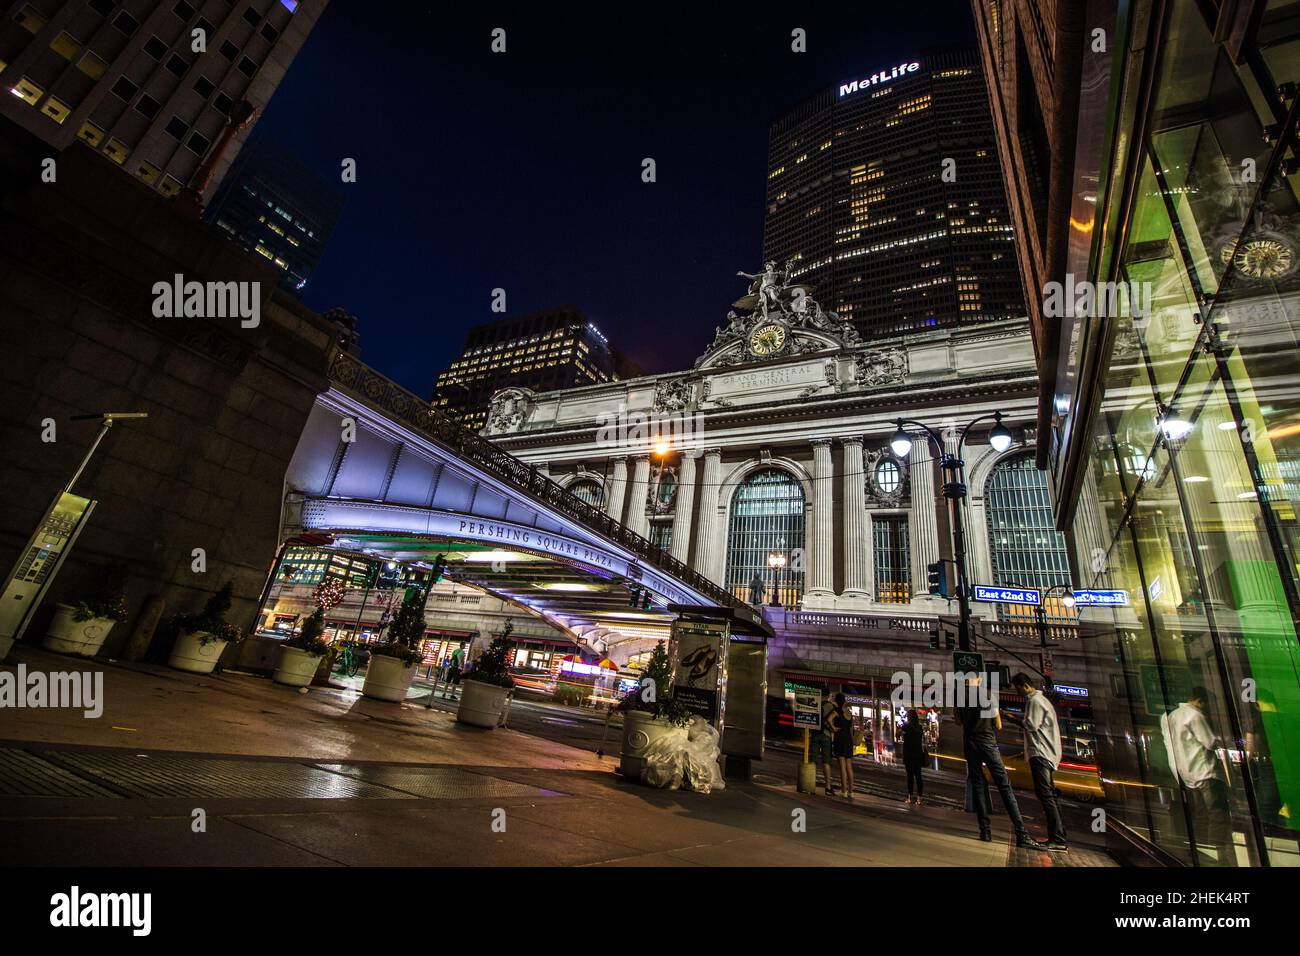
xmin=0 ymin=648 xmax=1112 ymax=867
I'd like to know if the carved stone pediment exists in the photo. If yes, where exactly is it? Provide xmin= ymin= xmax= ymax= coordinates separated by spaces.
xmin=485 ymin=387 xmax=536 ymax=435
xmin=854 ymin=348 xmax=908 ymax=389
xmin=652 ymin=377 xmax=694 ymax=413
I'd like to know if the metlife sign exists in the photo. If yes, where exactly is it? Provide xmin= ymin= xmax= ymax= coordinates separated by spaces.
xmin=838 ymin=61 xmax=922 ymax=98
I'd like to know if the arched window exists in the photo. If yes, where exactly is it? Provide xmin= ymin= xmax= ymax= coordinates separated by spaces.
xmin=654 ymin=471 xmax=676 ymax=507
xmin=569 ymin=479 xmax=603 ymax=509
xmin=985 ymin=455 xmax=1073 ymax=620
xmin=725 ymin=468 xmax=806 ymax=607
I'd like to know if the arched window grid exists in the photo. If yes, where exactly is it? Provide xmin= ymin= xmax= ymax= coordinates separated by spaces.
xmin=725 ymin=468 xmax=806 ymax=607
xmin=984 ymin=455 xmax=1074 ymax=622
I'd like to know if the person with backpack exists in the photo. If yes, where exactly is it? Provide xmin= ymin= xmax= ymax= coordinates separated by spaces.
xmin=902 ymin=707 xmax=927 ymax=805
xmin=831 ymin=693 xmax=856 ymax=801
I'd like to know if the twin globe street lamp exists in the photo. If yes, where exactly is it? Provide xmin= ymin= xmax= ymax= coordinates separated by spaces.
xmin=888 ymin=412 xmax=1014 ymax=652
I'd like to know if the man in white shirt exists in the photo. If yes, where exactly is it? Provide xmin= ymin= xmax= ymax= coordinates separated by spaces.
xmin=1012 ymin=673 xmax=1067 ymax=851
xmin=1160 ymin=686 xmax=1236 ymax=866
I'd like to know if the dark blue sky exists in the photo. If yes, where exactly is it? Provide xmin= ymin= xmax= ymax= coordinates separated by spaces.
xmin=253 ymin=2 xmax=979 ymax=395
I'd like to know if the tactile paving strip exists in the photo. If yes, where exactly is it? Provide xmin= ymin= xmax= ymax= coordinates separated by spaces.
xmin=316 ymin=763 xmax=561 ymax=800
xmin=0 ymin=748 xmax=119 ymax=798
xmin=45 ymin=750 xmax=416 ymax=800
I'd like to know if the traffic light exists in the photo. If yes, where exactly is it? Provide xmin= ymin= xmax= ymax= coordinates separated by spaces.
xmin=927 ymin=561 xmax=947 ymax=596
xmin=628 ymin=586 xmax=641 ymax=608
xmin=642 ymin=590 xmax=653 ymax=611
xmin=929 ymin=630 xmax=939 ymax=650
xmin=431 ymin=554 xmax=447 ymax=583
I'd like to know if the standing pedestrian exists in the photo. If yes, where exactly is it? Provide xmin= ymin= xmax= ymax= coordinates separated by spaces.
xmin=957 ymin=675 xmax=1043 ymax=848
xmin=1012 ymin=673 xmax=1068 ymax=851
xmin=1160 ymin=686 xmax=1237 ymax=866
xmin=832 ymin=693 xmax=856 ymax=801
xmin=902 ymin=707 xmax=927 ymax=805
xmin=813 ymin=693 xmax=837 ymax=795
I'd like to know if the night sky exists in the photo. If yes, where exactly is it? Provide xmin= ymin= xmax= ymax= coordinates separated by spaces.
xmin=253 ymin=2 xmax=980 ymax=396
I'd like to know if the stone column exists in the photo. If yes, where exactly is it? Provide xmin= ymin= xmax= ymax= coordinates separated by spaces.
xmin=626 ymin=455 xmax=651 ymax=537
xmin=964 ymin=447 xmax=995 ymax=588
xmin=693 ymin=448 xmax=725 ymax=583
xmin=670 ymin=451 xmax=698 ymax=564
xmin=909 ymin=441 xmax=940 ymax=596
xmin=605 ymin=457 xmax=627 ymax=522
xmin=806 ymin=439 xmax=835 ymax=597
xmin=840 ymin=436 xmax=871 ymax=599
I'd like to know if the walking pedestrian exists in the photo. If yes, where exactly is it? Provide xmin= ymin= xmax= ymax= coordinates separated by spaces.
xmin=902 ymin=707 xmax=927 ymax=805
xmin=1012 ymin=673 xmax=1068 ymax=851
xmin=957 ymin=676 xmax=1043 ymax=848
xmin=831 ymin=693 xmax=855 ymax=801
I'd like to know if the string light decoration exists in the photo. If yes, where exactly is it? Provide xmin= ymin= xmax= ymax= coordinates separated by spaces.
xmin=314 ymin=577 xmax=345 ymax=611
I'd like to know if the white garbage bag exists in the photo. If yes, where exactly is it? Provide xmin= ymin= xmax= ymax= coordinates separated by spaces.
xmin=641 ymin=725 xmax=689 ymax=790
xmin=682 ymin=717 xmax=725 ymax=793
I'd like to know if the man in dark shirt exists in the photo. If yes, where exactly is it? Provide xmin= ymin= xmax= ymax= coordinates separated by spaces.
xmin=957 ymin=677 xmax=1042 ymax=849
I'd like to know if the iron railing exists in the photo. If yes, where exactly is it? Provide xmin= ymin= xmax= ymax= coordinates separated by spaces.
xmin=327 ymin=350 xmax=757 ymax=622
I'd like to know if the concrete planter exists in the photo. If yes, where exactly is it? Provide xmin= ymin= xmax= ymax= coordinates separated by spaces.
xmin=456 ymin=679 xmax=511 ymax=728
xmin=42 ymin=604 xmax=116 ymax=658
xmin=273 ymin=645 xmax=324 ymax=687
xmin=361 ymin=653 xmax=418 ymax=702
xmin=168 ymin=631 xmax=229 ymax=674
xmin=619 ymin=710 xmax=679 ymax=779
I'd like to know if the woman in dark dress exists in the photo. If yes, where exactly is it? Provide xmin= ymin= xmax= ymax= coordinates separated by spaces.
xmin=902 ymin=708 xmax=927 ymax=805
xmin=831 ymin=693 xmax=855 ymax=800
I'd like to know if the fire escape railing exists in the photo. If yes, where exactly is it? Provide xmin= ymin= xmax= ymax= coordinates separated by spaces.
xmin=328 ymin=351 xmax=757 ymax=622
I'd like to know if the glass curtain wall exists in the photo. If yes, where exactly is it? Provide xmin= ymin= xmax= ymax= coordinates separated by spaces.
xmin=1074 ymin=0 xmax=1300 ymax=866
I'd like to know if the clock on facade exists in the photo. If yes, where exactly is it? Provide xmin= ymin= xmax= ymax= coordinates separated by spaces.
xmin=749 ymin=323 xmax=787 ymax=356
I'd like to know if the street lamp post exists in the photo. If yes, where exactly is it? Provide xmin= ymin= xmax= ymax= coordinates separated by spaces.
xmin=767 ymin=551 xmax=787 ymax=608
xmin=1034 ymin=584 xmax=1075 ymax=689
xmin=890 ymin=413 xmax=1014 ymax=652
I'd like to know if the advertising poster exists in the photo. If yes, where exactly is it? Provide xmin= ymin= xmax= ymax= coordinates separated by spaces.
xmin=670 ymin=616 xmax=728 ymax=726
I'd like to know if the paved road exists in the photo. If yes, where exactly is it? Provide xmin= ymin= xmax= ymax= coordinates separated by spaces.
xmin=412 ymin=681 xmax=1103 ymax=848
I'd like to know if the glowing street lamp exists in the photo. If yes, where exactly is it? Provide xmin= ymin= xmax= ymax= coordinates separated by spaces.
xmin=767 ymin=551 xmax=787 ymax=608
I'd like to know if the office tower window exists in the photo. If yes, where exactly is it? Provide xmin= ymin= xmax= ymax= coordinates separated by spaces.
xmin=109 ymin=76 xmax=139 ymax=102
xmin=112 ymin=11 xmax=139 ymax=35
xmin=194 ymin=76 xmax=216 ymax=98
xmin=133 ymin=94 xmax=160 ymax=119
xmin=726 ymin=469 xmax=805 ymax=607
xmin=164 ymin=115 xmax=188 ymax=140
xmin=143 ymin=35 xmax=168 ymax=60
xmin=873 ymin=515 xmax=911 ymax=604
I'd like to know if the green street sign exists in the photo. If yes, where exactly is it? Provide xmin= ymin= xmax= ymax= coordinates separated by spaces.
xmin=953 ymin=650 xmax=983 ymax=674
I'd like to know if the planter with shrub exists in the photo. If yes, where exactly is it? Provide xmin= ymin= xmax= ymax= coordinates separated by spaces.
xmin=361 ymin=589 xmax=426 ymax=702
xmin=273 ymin=608 xmax=328 ymax=687
xmin=456 ymin=631 xmax=514 ymax=728
xmin=43 ymin=573 xmax=128 ymax=657
xmin=168 ymin=582 xmax=242 ymax=675
xmin=618 ymin=641 xmax=693 ymax=779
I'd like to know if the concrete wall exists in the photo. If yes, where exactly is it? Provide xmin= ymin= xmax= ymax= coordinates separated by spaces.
xmin=0 ymin=125 xmax=337 ymax=660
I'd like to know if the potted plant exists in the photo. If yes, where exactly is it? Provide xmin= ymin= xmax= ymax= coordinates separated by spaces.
xmin=43 ymin=571 xmax=128 ymax=658
xmin=273 ymin=608 xmax=329 ymax=687
xmin=618 ymin=641 xmax=693 ymax=779
xmin=361 ymin=588 xmax=426 ymax=702
xmin=456 ymin=629 xmax=515 ymax=728
xmin=167 ymin=582 xmax=243 ymax=674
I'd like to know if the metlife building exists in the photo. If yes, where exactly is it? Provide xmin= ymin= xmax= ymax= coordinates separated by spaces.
xmin=762 ymin=48 xmax=1025 ymax=341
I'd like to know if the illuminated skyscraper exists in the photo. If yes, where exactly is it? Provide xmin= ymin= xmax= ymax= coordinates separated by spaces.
xmin=762 ymin=47 xmax=1025 ymax=338
xmin=0 ymin=0 xmax=325 ymax=198
xmin=205 ymin=135 xmax=342 ymax=294
xmin=432 ymin=307 xmax=644 ymax=431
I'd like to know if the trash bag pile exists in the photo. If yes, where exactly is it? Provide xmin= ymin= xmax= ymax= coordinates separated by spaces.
xmin=641 ymin=716 xmax=726 ymax=793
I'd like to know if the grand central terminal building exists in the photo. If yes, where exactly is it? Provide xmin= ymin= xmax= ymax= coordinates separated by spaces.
xmin=424 ymin=268 xmax=1105 ymax=728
